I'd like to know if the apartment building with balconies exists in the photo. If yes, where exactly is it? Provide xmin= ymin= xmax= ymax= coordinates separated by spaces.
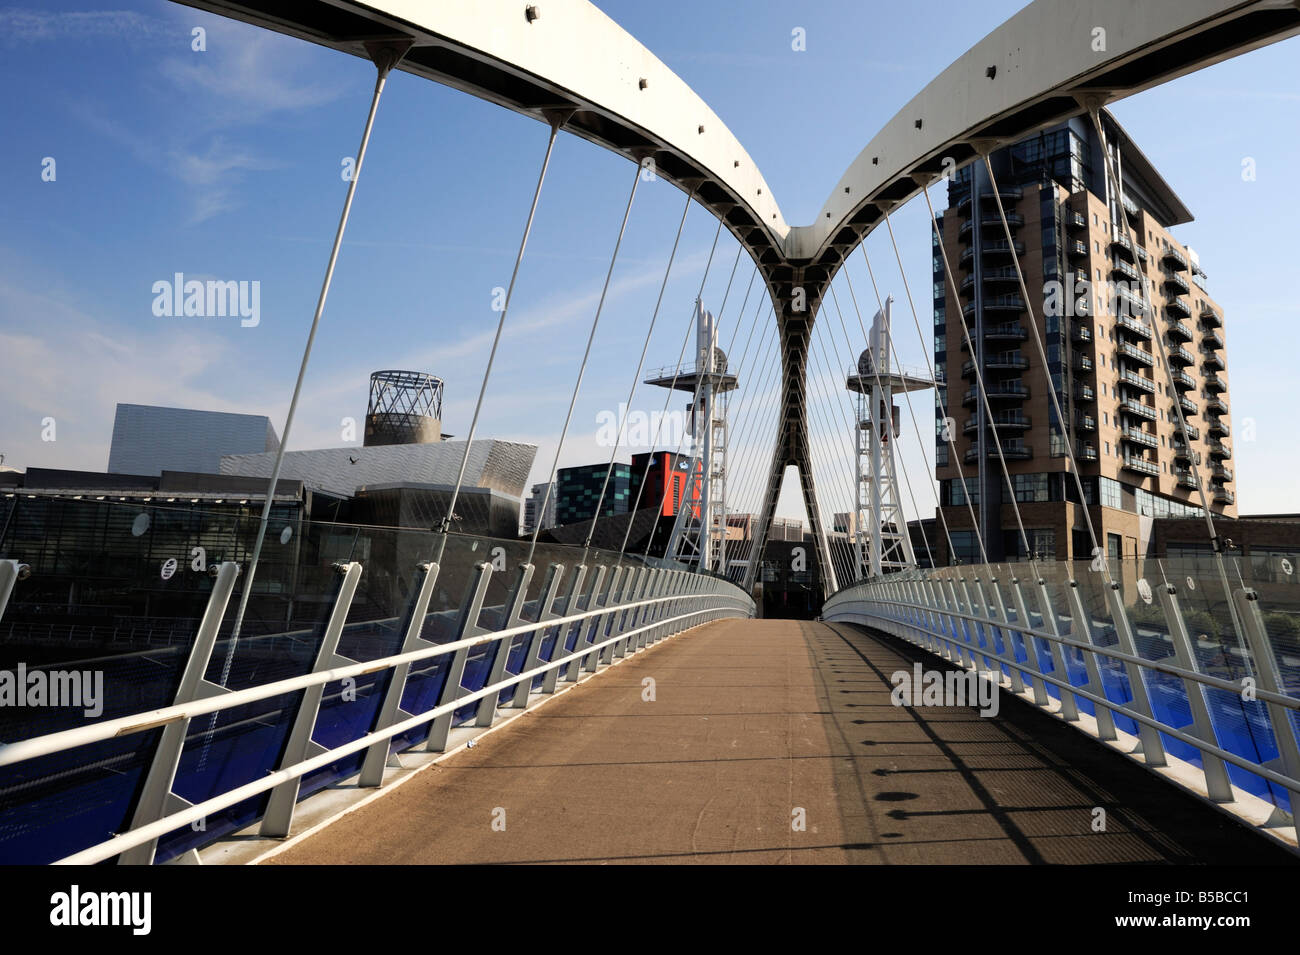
xmin=932 ymin=110 xmax=1235 ymax=564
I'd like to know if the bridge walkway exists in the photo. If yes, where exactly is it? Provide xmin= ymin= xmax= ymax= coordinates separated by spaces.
xmin=267 ymin=619 xmax=1296 ymax=865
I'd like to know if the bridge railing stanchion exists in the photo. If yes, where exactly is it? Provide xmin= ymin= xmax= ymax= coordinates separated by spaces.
xmin=1066 ymin=580 xmax=1118 ymax=741
xmin=1233 ymin=587 xmax=1300 ymax=822
xmin=1159 ymin=583 xmax=1234 ymax=803
xmin=543 ymin=564 xmax=586 ymax=694
xmin=425 ymin=562 xmax=494 ymax=753
xmin=359 ymin=560 xmax=440 ymax=787
xmin=509 ymin=563 xmax=565 ymax=709
xmin=260 ymin=561 xmax=364 ymax=838
xmin=476 ymin=562 xmax=535 ymax=727
xmin=118 ymin=562 xmax=239 ymax=865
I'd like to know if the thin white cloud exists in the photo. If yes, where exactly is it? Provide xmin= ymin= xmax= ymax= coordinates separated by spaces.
xmin=0 ymin=9 xmax=170 ymax=44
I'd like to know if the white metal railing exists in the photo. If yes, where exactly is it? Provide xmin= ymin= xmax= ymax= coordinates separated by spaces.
xmin=823 ymin=561 xmax=1300 ymax=847
xmin=0 ymin=555 xmax=752 ymax=864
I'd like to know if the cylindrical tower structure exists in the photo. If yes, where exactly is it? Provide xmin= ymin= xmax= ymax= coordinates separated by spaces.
xmin=364 ymin=370 xmax=444 ymax=446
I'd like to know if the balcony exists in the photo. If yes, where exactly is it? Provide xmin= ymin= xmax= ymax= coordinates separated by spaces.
xmin=1118 ymin=342 xmax=1155 ymax=367
xmin=959 ymin=240 xmax=1025 ymax=268
xmin=1167 ymin=342 xmax=1195 ymax=366
xmin=1175 ymin=468 xmax=1200 ymax=489
xmin=959 ymin=213 xmax=1024 ymax=239
xmin=1116 ymin=285 xmax=1153 ymax=318
xmin=1215 ymin=488 xmax=1235 ymax=505
xmin=1208 ymin=440 xmax=1232 ymax=461
xmin=1175 ymin=420 xmax=1200 ymax=441
xmin=1172 ymin=440 xmax=1193 ymax=462
xmin=1068 ymin=210 xmax=1088 ymax=230
xmin=1200 ymin=302 xmax=1223 ymax=328
xmin=1204 ymin=373 xmax=1227 ymax=393
xmin=1163 ymin=246 xmax=1189 ymax=271
xmin=1178 ymin=396 xmax=1199 ymax=417
xmin=961 ymin=355 xmax=1029 ymax=377
xmin=959 ymin=266 xmax=1021 ymax=294
xmin=1116 ymin=315 xmax=1153 ymax=340
xmin=1076 ymin=413 xmax=1096 ymax=432
xmin=955 ymin=186 xmax=1024 ymax=214
xmin=1201 ymin=349 xmax=1224 ymax=371
xmin=1075 ymin=383 xmax=1096 ymax=402
xmin=1111 ymin=233 xmax=1136 ymax=260
xmin=1166 ymin=296 xmax=1191 ymax=319
xmin=1075 ymin=355 xmax=1093 ymax=373
xmin=1122 ymin=455 xmax=1160 ymax=477
xmin=964 ymin=444 xmax=1032 ymax=464
xmin=1211 ymin=464 xmax=1234 ymax=483
xmin=1111 ymin=260 xmax=1140 ymax=283
xmin=1163 ymin=271 xmax=1190 ymax=295
xmin=1207 ymin=418 xmax=1229 ymax=438
xmin=1170 ymin=368 xmax=1196 ymax=391
xmin=1071 ymin=324 xmax=1092 ymax=344
xmin=1121 ymin=399 xmax=1156 ymax=421
xmin=1077 ymin=443 xmax=1099 ymax=462
xmin=962 ymin=383 xmax=1028 ymax=406
xmin=974 ymin=323 xmax=1029 ymax=345
xmin=1167 ymin=319 xmax=1194 ymax=343
xmin=1204 ymin=393 xmax=1229 ymax=415
xmin=1121 ymin=428 xmax=1158 ymax=450
xmin=963 ymin=413 xmax=1031 ymax=434
xmin=1120 ymin=370 xmax=1156 ymax=394
xmin=1202 ymin=328 xmax=1225 ymax=350
xmin=963 ymin=295 xmax=1025 ymax=318
xmin=1068 ymin=240 xmax=1089 ymax=259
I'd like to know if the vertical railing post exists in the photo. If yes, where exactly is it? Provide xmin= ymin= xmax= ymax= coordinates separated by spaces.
xmin=985 ymin=575 xmax=1025 ymax=694
xmin=1065 ymin=581 xmax=1118 ymax=741
xmin=1159 ymin=584 xmax=1234 ymax=803
xmin=424 ymin=562 xmax=494 ymax=753
xmin=543 ymin=564 xmax=586 ymax=693
xmin=509 ymin=563 xmax=565 ymax=709
xmin=359 ymin=561 xmax=440 ymax=786
xmin=1008 ymin=577 xmax=1049 ymax=706
xmin=569 ymin=565 xmax=608 ymax=679
xmin=1104 ymin=584 xmax=1167 ymax=766
xmin=476 ymin=563 xmax=535 ymax=727
xmin=1233 ymin=587 xmax=1300 ymax=819
xmin=599 ymin=566 xmax=628 ymax=664
xmin=260 ymin=561 xmax=363 ymax=838
xmin=1033 ymin=576 xmax=1079 ymax=721
xmin=118 ymin=562 xmax=240 ymax=865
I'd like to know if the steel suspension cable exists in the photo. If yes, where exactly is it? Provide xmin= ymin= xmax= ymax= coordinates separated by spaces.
xmin=225 ymin=52 xmax=405 ymax=652
xmin=581 ymin=188 xmax=693 ymax=561
xmin=850 ymin=248 xmax=961 ymax=567
xmin=526 ymin=163 xmax=642 ymax=564
xmin=862 ymin=227 xmax=988 ymax=565
xmin=825 ymin=281 xmax=940 ymax=572
xmin=435 ymin=119 xmax=563 ymax=562
xmin=617 ymin=218 xmax=724 ymax=558
xmin=907 ymin=202 xmax=1035 ymax=564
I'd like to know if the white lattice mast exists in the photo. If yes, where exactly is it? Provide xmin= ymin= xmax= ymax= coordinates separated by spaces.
xmin=651 ymin=300 xmax=736 ymax=572
xmin=849 ymin=296 xmax=927 ymax=579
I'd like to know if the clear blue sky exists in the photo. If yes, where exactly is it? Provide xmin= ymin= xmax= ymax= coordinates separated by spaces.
xmin=1 ymin=1 xmax=1296 ymax=524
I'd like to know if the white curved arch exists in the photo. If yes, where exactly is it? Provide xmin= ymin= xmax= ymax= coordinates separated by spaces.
xmin=182 ymin=0 xmax=1300 ymax=283
xmin=793 ymin=0 xmax=1300 ymax=271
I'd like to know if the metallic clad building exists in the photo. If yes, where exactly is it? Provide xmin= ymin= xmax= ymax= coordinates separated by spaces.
xmin=107 ymin=403 xmax=279 ymax=476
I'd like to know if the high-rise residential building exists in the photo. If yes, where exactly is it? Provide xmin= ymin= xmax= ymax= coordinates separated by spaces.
xmin=522 ymin=481 xmax=556 ymax=534
xmin=934 ymin=110 xmax=1235 ymax=564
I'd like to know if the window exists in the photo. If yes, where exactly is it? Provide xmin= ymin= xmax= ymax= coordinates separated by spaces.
xmin=949 ymin=531 xmax=981 ymax=564
xmin=1100 ymin=477 xmax=1122 ymax=509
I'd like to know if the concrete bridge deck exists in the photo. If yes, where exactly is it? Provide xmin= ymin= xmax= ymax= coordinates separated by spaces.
xmin=267 ymin=619 xmax=1297 ymax=865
